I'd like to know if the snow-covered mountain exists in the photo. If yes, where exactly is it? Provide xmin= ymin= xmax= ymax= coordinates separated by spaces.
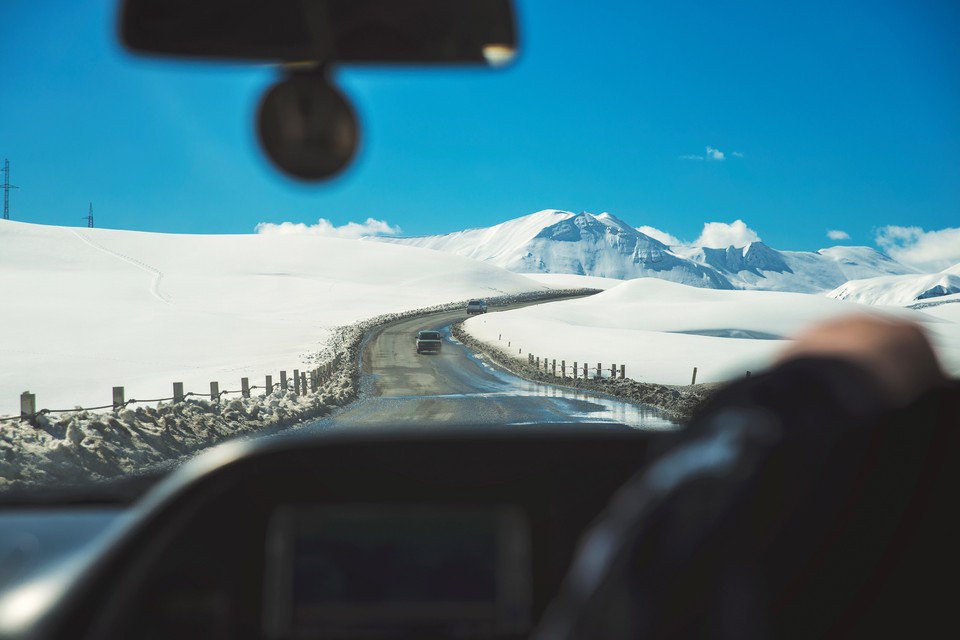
xmin=372 ymin=210 xmax=917 ymax=293
xmin=672 ymin=243 xmax=917 ymax=293
xmin=375 ymin=210 xmax=733 ymax=289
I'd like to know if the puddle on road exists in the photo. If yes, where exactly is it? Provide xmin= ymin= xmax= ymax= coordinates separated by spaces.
xmin=452 ymin=339 xmax=679 ymax=430
xmin=379 ymin=387 xmax=677 ymax=430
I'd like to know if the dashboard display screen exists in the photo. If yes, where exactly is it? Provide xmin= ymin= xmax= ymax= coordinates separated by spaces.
xmin=264 ymin=505 xmax=531 ymax=638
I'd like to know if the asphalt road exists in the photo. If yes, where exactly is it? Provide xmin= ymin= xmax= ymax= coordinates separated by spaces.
xmin=300 ymin=302 xmax=677 ymax=431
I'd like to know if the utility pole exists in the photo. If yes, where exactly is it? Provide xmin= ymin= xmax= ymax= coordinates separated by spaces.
xmin=2 ymin=159 xmax=18 ymax=220
xmin=84 ymin=202 xmax=94 ymax=228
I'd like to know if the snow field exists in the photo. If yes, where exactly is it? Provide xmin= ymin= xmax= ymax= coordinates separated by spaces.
xmin=462 ymin=278 xmax=960 ymax=385
xmin=0 ymin=220 xmax=548 ymax=417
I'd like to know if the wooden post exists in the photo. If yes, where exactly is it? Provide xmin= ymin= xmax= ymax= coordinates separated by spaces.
xmin=551 ymin=359 xmax=556 ymax=376
xmin=596 ymin=362 xmax=601 ymax=378
xmin=583 ymin=362 xmax=588 ymax=379
xmin=536 ymin=356 xmax=540 ymax=369
xmin=280 ymin=370 xmax=287 ymax=390
xmin=508 ymin=341 xmax=511 ymax=347
xmin=561 ymin=360 xmax=566 ymax=378
xmin=573 ymin=361 xmax=578 ymax=380
xmin=293 ymin=369 xmax=300 ymax=394
xmin=311 ymin=370 xmax=318 ymax=392
xmin=519 ymin=347 xmax=522 ymax=354
xmin=265 ymin=375 xmax=273 ymax=395
xmin=20 ymin=391 xmax=36 ymax=424
xmin=210 ymin=381 xmax=219 ymax=402
xmin=241 ymin=377 xmax=250 ymax=398
xmin=620 ymin=364 xmax=626 ymax=379
xmin=499 ymin=334 xmax=501 ymax=340
xmin=611 ymin=364 xmax=616 ymax=379
xmin=301 ymin=372 xmax=307 ymax=393
xmin=691 ymin=367 xmax=698 ymax=385
xmin=112 ymin=386 xmax=125 ymax=409
xmin=173 ymin=382 xmax=184 ymax=403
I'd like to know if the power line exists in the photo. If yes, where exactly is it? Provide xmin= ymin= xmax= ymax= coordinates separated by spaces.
xmin=2 ymin=159 xmax=18 ymax=220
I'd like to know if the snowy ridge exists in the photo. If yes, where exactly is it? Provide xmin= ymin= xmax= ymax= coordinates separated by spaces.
xmin=373 ymin=209 xmax=918 ymax=294
xmin=827 ymin=265 xmax=960 ymax=306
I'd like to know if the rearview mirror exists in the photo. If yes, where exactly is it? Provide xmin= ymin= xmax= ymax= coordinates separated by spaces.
xmin=118 ymin=0 xmax=518 ymax=182
xmin=120 ymin=0 xmax=517 ymax=66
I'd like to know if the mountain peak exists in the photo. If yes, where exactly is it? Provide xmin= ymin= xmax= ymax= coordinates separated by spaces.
xmin=371 ymin=210 xmax=918 ymax=294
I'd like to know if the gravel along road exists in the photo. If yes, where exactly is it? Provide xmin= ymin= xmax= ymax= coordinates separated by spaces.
xmin=297 ymin=302 xmax=678 ymax=432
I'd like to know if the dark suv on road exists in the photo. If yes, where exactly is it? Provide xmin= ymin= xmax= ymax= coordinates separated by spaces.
xmin=415 ymin=330 xmax=442 ymax=354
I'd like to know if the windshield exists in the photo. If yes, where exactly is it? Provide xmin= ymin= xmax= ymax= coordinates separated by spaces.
xmin=1 ymin=0 xmax=958 ymax=500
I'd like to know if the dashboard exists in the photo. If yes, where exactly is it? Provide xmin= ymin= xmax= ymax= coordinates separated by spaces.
xmin=0 ymin=425 xmax=667 ymax=639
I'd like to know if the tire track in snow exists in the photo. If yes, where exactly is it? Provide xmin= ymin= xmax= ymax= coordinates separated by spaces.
xmin=71 ymin=230 xmax=171 ymax=304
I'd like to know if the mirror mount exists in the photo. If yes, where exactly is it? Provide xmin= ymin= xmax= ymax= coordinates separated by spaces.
xmin=257 ymin=66 xmax=358 ymax=181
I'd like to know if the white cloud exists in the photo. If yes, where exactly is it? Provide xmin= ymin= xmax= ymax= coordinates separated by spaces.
xmin=706 ymin=146 xmax=725 ymax=161
xmin=694 ymin=220 xmax=762 ymax=248
xmin=875 ymin=225 xmax=960 ymax=272
xmin=682 ymin=146 xmax=742 ymax=161
xmin=827 ymin=229 xmax=850 ymax=241
xmin=255 ymin=217 xmax=402 ymax=239
xmin=636 ymin=225 xmax=682 ymax=246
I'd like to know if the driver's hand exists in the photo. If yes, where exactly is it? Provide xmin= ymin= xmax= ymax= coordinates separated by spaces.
xmin=777 ymin=314 xmax=947 ymax=407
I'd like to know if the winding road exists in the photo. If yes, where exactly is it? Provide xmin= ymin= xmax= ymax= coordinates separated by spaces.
xmin=300 ymin=301 xmax=677 ymax=432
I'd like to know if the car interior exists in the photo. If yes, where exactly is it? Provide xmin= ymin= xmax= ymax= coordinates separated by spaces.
xmin=1 ymin=2 xmax=957 ymax=640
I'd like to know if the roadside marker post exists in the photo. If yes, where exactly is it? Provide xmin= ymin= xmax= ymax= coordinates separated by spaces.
xmin=20 ymin=392 xmax=36 ymax=424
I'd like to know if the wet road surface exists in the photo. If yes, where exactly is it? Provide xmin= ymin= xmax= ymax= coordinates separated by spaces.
xmin=298 ymin=304 xmax=678 ymax=432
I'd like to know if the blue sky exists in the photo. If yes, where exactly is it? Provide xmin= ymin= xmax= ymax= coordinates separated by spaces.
xmin=2 ymin=0 xmax=958 ymax=253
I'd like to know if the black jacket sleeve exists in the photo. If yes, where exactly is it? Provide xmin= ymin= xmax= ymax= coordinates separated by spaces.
xmin=536 ymin=358 xmax=959 ymax=640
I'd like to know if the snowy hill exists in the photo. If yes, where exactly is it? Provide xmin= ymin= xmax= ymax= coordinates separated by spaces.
xmin=827 ymin=264 xmax=960 ymax=306
xmin=372 ymin=210 xmax=917 ymax=293
xmin=0 ymin=219 xmax=548 ymax=416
